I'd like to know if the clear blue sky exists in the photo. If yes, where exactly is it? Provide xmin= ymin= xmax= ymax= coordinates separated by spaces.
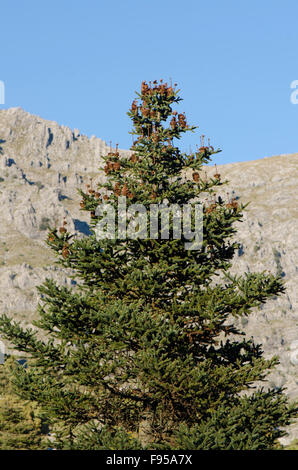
xmin=1 ymin=0 xmax=298 ymax=165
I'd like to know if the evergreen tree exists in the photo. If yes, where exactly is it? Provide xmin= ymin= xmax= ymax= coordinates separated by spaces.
xmin=0 ymin=80 xmax=296 ymax=450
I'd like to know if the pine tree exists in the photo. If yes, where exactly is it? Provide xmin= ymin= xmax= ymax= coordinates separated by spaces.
xmin=0 ymin=80 xmax=296 ymax=450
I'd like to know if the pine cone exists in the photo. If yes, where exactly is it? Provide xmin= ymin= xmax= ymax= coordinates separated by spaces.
xmin=170 ymin=117 xmax=177 ymax=129
xmin=62 ymin=245 xmax=70 ymax=258
xmin=113 ymin=162 xmax=121 ymax=171
xmin=178 ymin=113 xmax=187 ymax=128
xmin=131 ymin=99 xmax=138 ymax=114
xmin=152 ymin=132 xmax=159 ymax=143
xmin=141 ymin=106 xmax=150 ymax=118
xmin=167 ymin=86 xmax=174 ymax=97
xmin=159 ymin=84 xmax=166 ymax=95
xmin=121 ymin=184 xmax=129 ymax=196
xmin=206 ymin=204 xmax=216 ymax=214
xmin=141 ymin=81 xmax=149 ymax=94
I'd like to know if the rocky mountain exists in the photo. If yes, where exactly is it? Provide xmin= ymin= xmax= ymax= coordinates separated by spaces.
xmin=0 ymin=107 xmax=297 ymax=444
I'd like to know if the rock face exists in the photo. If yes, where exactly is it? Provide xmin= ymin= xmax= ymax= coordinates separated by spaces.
xmin=0 ymin=107 xmax=130 ymax=324
xmin=0 ymin=107 xmax=297 ymax=445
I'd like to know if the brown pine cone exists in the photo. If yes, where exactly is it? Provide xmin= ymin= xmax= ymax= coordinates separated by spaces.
xmin=62 ymin=245 xmax=69 ymax=258
xmin=121 ymin=184 xmax=129 ymax=196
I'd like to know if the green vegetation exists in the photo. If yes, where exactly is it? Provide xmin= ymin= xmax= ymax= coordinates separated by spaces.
xmin=0 ymin=358 xmax=48 ymax=449
xmin=0 ymin=81 xmax=296 ymax=449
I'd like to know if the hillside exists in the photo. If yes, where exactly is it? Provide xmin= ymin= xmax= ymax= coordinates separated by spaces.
xmin=0 ymin=107 xmax=297 ymax=444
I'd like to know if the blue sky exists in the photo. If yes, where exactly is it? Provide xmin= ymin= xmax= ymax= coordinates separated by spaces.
xmin=1 ymin=0 xmax=298 ymax=165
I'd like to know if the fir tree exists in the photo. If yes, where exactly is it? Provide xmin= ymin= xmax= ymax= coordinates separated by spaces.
xmin=0 ymin=80 xmax=296 ymax=450
xmin=0 ymin=358 xmax=48 ymax=449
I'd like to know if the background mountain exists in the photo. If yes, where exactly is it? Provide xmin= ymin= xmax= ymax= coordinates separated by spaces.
xmin=0 ymin=107 xmax=297 ymax=445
